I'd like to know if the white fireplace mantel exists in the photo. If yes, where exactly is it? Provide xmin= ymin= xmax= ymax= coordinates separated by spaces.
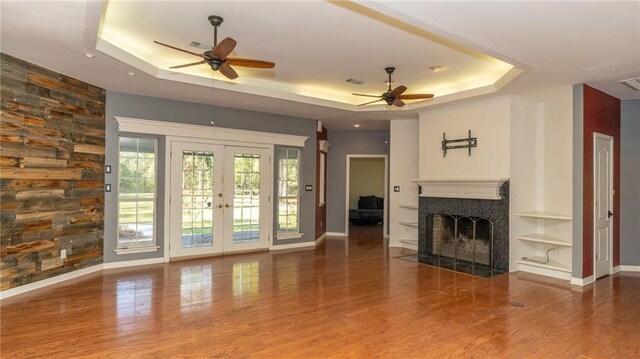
xmin=411 ymin=179 xmax=508 ymax=200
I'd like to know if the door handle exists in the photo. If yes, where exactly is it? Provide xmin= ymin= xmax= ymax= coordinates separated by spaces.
xmin=225 ymin=204 xmax=231 ymax=208
xmin=608 ymin=210 xmax=613 ymax=218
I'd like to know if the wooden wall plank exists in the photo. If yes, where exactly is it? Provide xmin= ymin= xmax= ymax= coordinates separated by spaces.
xmin=0 ymin=53 xmax=105 ymax=290
xmin=0 ymin=168 xmax=83 ymax=180
xmin=74 ymin=144 xmax=105 ymax=155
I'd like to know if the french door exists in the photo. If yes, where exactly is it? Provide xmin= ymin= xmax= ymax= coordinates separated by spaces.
xmin=169 ymin=141 xmax=271 ymax=258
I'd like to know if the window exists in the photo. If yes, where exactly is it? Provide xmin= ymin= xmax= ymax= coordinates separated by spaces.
xmin=277 ymin=148 xmax=301 ymax=238
xmin=117 ymin=137 xmax=157 ymax=249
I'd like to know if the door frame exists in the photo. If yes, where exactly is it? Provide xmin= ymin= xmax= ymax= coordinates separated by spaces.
xmin=164 ymin=135 xmax=274 ymax=261
xmin=345 ymin=154 xmax=389 ymax=238
xmin=593 ymin=132 xmax=614 ymax=278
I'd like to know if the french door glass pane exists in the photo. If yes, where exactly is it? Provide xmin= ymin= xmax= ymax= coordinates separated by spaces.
xmin=233 ymin=154 xmax=261 ymax=243
xmin=181 ymin=151 xmax=214 ymax=249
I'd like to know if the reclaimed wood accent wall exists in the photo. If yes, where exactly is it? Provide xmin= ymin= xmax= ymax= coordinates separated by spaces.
xmin=1 ymin=53 xmax=105 ymax=290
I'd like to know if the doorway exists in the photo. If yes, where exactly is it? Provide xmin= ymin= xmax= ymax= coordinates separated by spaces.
xmin=345 ymin=155 xmax=388 ymax=238
xmin=169 ymin=141 xmax=271 ymax=259
xmin=593 ymin=132 xmax=614 ymax=279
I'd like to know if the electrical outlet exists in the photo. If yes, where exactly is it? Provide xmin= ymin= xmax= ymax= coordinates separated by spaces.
xmin=60 ymin=249 xmax=67 ymax=259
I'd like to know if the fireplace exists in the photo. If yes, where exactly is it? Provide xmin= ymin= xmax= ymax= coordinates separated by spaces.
xmin=431 ymin=214 xmax=493 ymax=266
xmin=418 ymin=181 xmax=509 ymax=277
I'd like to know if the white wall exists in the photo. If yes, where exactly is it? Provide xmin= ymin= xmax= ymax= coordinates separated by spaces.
xmin=389 ymin=120 xmax=420 ymax=248
xmin=414 ymin=94 xmax=573 ymax=274
xmin=508 ymin=97 xmax=541 ymax=270
xmin=418 ymin=96 xmax=511 ymax=179
xmin=511 ymin=85 xmax=574 ymax=271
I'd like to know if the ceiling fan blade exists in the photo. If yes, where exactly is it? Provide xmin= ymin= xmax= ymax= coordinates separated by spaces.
xmin=358 ymin=99 xmax=384 ymax=106
xmin=389 ymin=85 xmax=407 ymax=98
xmin=218 ymin=62 xmax=238 ymax=80
xmin=212 ymin=37 xmax=237 ymax=59
xmin=352 ymin=93 xmax=382 ymax=98
xmin=399 ymin=93 xmax=435 ymax=100
xmin=227 ymin=58 xmax=275 ymax=68
xmin=154 ymin=41 xmax=204 ymax=58
xmin=169 ymin=60 xmax=207 ymax=69
xmin=393 ymin=98 xmax=406 ymax=107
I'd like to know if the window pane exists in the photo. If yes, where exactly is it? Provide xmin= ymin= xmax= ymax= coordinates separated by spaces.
xmin=277 ymin=148 xmax=300 ymax=235
xmin=118 ymin=137 xmax=157 ymax=248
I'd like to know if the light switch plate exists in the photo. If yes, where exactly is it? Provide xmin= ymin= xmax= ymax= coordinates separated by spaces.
xmin=394 ymin=186 xmax=400 ymax=192
xmin=305 ymin=185 xmax=313 ymax=191
xmin=105 ymin=165 xmax=112 ymax=173
xmin=105 ymin=184 xmax=112 ymax=192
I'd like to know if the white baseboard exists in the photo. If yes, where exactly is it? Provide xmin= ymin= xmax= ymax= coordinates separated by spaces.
xmin=0 ymin=264 xmax=103 ymax=300
xmin=103 ymin=257 xmax=165 ymax=270
xmin=270 ymin=241 xmax=315 ymax=251
xmin=1 ymin=257 xmax=170 ymax=300
xmin=315 ymin=233 xmax=327 ymax=246
xmin=326 ymin=232 xmax=347 ymax=237
xmin=612 ymin=265 xmax=621 ymax=274
xmin=620 ymin=265 xmax=640 ymax=272
xmin=570 ymin=275 xmax=595 ymax=286
xmin=518 ymin=263 xmax=572 ymax=281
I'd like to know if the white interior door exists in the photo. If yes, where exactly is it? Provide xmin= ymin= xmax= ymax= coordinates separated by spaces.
xmin=594 ymin=133 xmax=613 ymax=278
xmin=222 ymin=147 xmax=271 ymax=252
xmin=170 ymin=142 xmax=271 ymax=258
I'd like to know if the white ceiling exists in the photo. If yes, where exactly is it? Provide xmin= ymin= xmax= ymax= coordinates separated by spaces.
xmin=1 ymin=1 xmax=638 ymax=131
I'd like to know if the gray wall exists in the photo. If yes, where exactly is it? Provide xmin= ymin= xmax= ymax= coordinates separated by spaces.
xmin=572 ymin=84 xmax=584 ymax=277
xmin=104 ymin=91 xmax=317 ymax=263
xmin=327 ymin=130 xmax=389 ymax=233
xmin=621 ymin=100 xmax=640 ymax=266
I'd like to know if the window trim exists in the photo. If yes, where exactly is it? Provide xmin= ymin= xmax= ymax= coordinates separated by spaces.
xmin=276 ymin=147 xmax=302 ymax=239
xmin=116 ymin=136 xmax=159 ymax=250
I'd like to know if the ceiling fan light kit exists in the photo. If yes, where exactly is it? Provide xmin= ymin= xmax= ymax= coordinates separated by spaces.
xmin=353 ymin=67 xmax=434 ymax=107
xmin=154 ymin=15 xmax=275 ymax=80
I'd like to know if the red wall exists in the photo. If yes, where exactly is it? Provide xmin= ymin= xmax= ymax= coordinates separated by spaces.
xmin=315 ymin=124 xmax=328 ymax=239
xmin=582 ymin=84 xmax=621 ymax=277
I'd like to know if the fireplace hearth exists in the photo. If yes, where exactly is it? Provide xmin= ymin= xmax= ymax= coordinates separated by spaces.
xmin=418 ymin=181 xmax=509 ymax=277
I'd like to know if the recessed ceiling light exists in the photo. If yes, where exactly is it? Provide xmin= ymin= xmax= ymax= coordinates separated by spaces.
xmin=430 ymin=65 xmax=444 ymax=72
xmin=353 ymin=124 xmax=360 ymax=128
xmin=84 ymin=53 xmax=95 ymax=59
xmin=127 ymin=72 xmax=135 ymax=76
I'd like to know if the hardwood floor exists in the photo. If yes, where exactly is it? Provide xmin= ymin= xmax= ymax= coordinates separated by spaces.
xmin=2 ymin=226 xmax=639 ymax=358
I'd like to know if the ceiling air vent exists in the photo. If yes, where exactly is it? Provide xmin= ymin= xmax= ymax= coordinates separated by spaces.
xmin=621 ymin=76 xmax=640 ymax=91
xmin=346 ymin=79 xmax=364 ymax=85
xmin=189 ymin=41 xmax=211 ymax=50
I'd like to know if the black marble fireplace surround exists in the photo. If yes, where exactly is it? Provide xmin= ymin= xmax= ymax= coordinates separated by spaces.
xmin=418 ymin=181 xmax=509 ymax=276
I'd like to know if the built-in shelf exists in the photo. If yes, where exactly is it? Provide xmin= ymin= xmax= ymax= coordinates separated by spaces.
xmin=399 ymin=221 xmax=419 ymax=227
xmin=517 ymin=211 xmax=572 ymax=221
xmin=398 ymin=204 xmax=418 ymax=210
xmin=517 ymin=257 xmax=572 ymax=273
xmin=399 ymin=238 xmax=418 ymax=245
xmin=516 ymin=209 xmax=573 ymax=281
xmin=517 ymin=233 xmax=572 ymax=247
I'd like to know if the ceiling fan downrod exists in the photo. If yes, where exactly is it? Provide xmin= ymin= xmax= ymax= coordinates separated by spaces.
xmin=208 ymin=15 xmax=224 ymax=47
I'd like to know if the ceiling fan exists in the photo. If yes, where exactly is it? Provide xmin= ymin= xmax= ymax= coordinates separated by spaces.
xmin=353 ymin=67 xmax=434 ymax=107
xmin=154 ymin=15 xmax=275 ymax=80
